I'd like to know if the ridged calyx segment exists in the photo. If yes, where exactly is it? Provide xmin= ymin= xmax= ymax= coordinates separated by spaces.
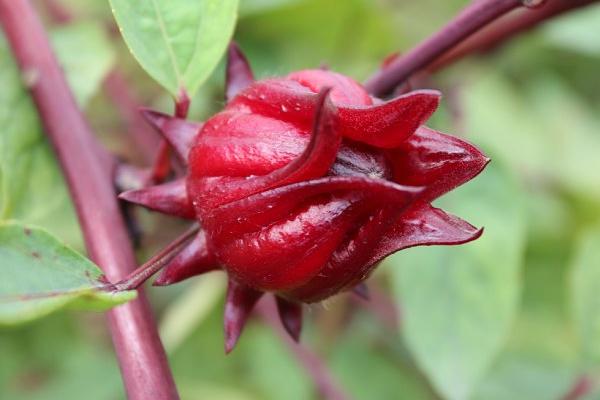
xmin=119 ymin=42 xmax=489 ymax=351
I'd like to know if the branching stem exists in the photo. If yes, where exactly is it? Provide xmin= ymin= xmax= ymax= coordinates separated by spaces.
xmin=429 ymin=0 xmax=600 ymax=72
xmin=364 ymin=0 xmax=537 ymax=96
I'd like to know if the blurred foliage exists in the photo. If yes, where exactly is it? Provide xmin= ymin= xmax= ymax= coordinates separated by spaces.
xmin=1 ymin=0 xmax=600 ymax=399
xmin=390 ymin=163 xmax=526 ymax=400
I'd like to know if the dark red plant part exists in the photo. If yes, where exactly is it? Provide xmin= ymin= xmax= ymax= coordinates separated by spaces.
xmin=120 ymin=43 xmax=489 ymax=352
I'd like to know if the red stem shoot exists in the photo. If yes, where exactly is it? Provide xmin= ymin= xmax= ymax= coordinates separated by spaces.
xmin=429 ymin=0 xmax=600 ymax=72
xmin=112 ymin=225 xmax=199 ymax=291
xmin=364 ymin=0 xmax=533 ymax=96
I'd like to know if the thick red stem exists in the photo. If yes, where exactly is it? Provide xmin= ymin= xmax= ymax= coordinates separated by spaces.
xmin=364 ymin=0 xmax=529 ymax=96
xmin=0 ymin=1 xmax=179 ymax=399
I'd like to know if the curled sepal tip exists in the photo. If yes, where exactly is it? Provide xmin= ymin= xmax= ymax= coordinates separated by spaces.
xmin=338 ymin=90 xmax=440 ymax=148
xmin=389 ymin=126 xmax=491 ymax=203
xmin=119 ymin=178 xmax=195 ymax=219
xmin=224 ymin=279 xmax=263 ymax=354
xmin=367 ymin=205 xmax=484 ymax=267
xmin=276 ymin=297 xmax=303 ymax=342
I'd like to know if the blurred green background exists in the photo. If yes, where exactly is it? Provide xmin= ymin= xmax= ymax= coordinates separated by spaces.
xmin=2 ymin=0 xmax=600 ymax=399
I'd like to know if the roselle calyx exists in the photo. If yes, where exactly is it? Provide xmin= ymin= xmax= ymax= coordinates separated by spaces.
xmin=120 ymin=43 xmax=489 ymax=352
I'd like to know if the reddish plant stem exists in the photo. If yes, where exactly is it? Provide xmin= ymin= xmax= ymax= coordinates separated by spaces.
xmin=429 ymin=0 xmax=600 ymax=72
xmin=112 ymin=225 xmax=199 ymax=291
xmin=562 ymin=375 xmax=593 ymax=400
xmin=256 ymin=297 xmax=353 ymax=400
xmin=174 ymin=89 xmax=190 ymax=119
xmin=364 ymin=0 xmax=531 ymax=96
xmin=0 ymin=1 xmax=179 ymax=399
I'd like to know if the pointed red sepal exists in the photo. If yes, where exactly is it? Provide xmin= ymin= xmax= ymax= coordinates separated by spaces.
xmin=188 ymin=88 xmax=342 ymax=210
xmin=276 ymin=297 xmax=303 ymax=342
xmin=119 ymin=178 xmax=195 ymax=219
xmin=352 ymin=283 xmax=370 ymax=301
xmin=140 ymin=109 xmax=202 ymax=162
xmin=153 ymin=230 xmax=219 ymax=286
xmin=202 ymin=177 xmax=423 ymax=240
xmin=226 ymin=42 xmax=254 ymax=102
xmin=224 ymin=279 xmax=263 ymax=353
xmin=336 ymin=90 xmax=440 ymax=148
xmin=389 ymin=126 xmax=490 ymax=202
xmin=366 ymin=205 xmax=483 ymax=267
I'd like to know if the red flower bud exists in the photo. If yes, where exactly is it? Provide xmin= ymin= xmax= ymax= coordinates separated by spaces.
xmin=120 ymin=43 xmax=489 ymax=351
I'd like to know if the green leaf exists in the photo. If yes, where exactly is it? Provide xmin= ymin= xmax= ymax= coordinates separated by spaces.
xmin=330 ymin=316 xmax=433 ymax=400
xmin=473 ymin=241 xmax=579 ymax=400
xmin=472 ymin=352 xmax=577 ymax=400
xmin=109 ymin=0 xmax=239 ymax=96
xmin=461 ymin=67 xmax=600 ymax=202
xmin=571 ymin=224 xmax=600 ymax=366
xmin=0 ymin=222 xmax=135 ymax=325
xmin=389 ymin=163 xmax=526 ymax=400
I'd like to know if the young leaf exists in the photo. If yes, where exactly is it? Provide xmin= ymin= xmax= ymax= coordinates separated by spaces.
xmin=0 ymin=222 xmax=135 ymax=325
xmin=390 ymin=163 xmax=526 ymax=400
xmin=571 ymin=224 xmax=600 ymax=366
xmin=109 ymin=0 xmax=239 ymax=97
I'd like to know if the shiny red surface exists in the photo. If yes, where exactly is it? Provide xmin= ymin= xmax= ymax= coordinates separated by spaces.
xmin=121 ymin=50 xmax=489 ymax=348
